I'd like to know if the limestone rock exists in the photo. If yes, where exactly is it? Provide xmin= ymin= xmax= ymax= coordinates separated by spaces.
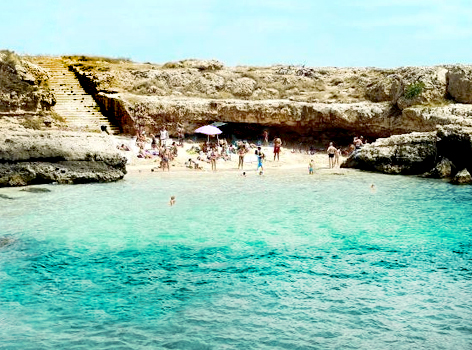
xmin=0 ymin=51 xmax=54 ymax=112
xmin=365 ymin=74 xmax=403 ymax=103
xmin=447 ymin=66 xmax=472 ymax=104
xmin=163 ymin=59 xmax=224 ymax=71
xmin=0 ymin=129 xmax=127 ymax=187
xmin=426 ymin=158 xmax=454 ymax=178
xmin=451 ymin=168 xmax=472 ymax=184
xmin=341 ymin=132 xmax=437 ymax=174
xmin=396 ymin=66 xmax=448 ymax=110
xmin=225 ymin=77 xmax=257 ymax=97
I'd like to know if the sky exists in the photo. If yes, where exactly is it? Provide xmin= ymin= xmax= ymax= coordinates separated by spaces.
xmin=1 ymin=0 xmax=471 ymax=68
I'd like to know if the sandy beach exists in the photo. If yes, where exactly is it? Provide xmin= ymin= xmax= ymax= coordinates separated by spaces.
xmin=117 ymin=137 xmax=349 ymax=177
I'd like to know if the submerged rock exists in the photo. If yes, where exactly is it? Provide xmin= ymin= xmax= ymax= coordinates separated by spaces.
xmin=21 ymin=187 xmax=51 ymax=193
xmin=0 ymin=194 xmax=14 ymax=200
xmin=0 ymin=237 xmax=15 ymax=248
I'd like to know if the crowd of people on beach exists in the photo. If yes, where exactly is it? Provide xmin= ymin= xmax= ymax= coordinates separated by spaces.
xmin=116 ymin=124 xmax=367 ymax=174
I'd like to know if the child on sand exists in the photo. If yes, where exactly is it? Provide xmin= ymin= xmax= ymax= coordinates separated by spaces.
xmin=308 ymin=159 xmax=315 ymax=174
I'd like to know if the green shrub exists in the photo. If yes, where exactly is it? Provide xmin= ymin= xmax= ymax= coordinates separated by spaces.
xmin=21 ymin=117 xmax=43 ymax=130
xmin=404 ymin=81 xmax=425 ymax=99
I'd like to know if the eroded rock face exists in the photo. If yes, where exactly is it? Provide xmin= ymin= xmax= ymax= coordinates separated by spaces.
xmin=342 ymin=125 xmax=472 ymax=184
xmin=447 ymin=66 xmax=472 ymax=104
xmin=451 ymin=169 xmax=472 ymax=185
xmin=0 ymin=128 xmax=127 ymax=187
xmin=341 ymin=132 xmax=438 ymax=174
xmin=0 ymin=51 xmax=55 ymax=112
xmin=426 ymin=158 xmax=454 ymax=178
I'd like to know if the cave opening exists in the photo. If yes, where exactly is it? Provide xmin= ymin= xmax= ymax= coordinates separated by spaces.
xmin=195 ymin=122 xmax=365 ymax=148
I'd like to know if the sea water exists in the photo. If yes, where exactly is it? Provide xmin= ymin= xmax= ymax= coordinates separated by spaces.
xmin=0 ymin=170 xmax=471 ymax=350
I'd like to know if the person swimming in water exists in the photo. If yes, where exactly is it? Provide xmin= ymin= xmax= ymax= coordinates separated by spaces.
xmin=169 ymin=196 xmax=176 ymax=206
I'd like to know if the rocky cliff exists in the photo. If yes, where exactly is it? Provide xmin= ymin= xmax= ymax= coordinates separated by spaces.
xmin=0 ymin=52 xmax=126 ymax=187
xmin=67 ymin=56 xmax=472 ymax=145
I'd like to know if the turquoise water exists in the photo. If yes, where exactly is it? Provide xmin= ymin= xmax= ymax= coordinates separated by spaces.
xmin=1 ymin=170 xmax=472 ymax=349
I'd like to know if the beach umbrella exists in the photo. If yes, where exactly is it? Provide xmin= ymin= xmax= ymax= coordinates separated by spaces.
xmin=195 ymin=125 xmax=222 ymax=143
xmin=195 ymin=125 xmax=222 ymax=135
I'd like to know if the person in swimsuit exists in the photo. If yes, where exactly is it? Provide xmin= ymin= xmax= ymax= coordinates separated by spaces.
xmin=238 ymin=145 xmax=246 ymax=169
xmin=210 ymin=148 xmax=218 ymax=171
xmin=308 ymin=159 xmax=315 ymax=174
xmin=255 ymin=146 xmax=265 ymax=171
xmin=169 ymin=196 xmax=176 ymax=206
xmin=334 ymin=147 xmax=341 ymax=167
xmin=160 ymin=147 xmax=170 ymax=171
xmin=273 ymin=137 xmax=282 ymax=161
xmin=327 ymin=142 xmax=337 ymax=169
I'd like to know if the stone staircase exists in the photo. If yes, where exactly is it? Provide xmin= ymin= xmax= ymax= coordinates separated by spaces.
xmin=33 ymin=57 xmax=120 ymax=134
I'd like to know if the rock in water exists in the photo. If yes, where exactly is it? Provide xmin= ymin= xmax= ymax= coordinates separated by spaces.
xmin=0 ymin=237 xmax=15 ymax=248
xmin=426 ymin=158 xmax=454 ymax=178
xmin=21 ymin=187 xmax=51 ymax=193
xmin=341 ymin=132 xmax=437 ymax=175
xmin=451 ymin=169 xmax=472 ymax=185
xmin=0 ymin=194 xmax=14 ymax=200
xmin=0 ymin=129 xmax=127 ymax=187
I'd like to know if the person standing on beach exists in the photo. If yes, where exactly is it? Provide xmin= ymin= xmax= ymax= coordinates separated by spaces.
xmin=177 ymin=125 xmax=184 ymax=146
xmin=334 ymin=147 xmax=341 ymax=167
xmin=308 ymin=159 xmax=315 ymax=174
xmin=160 ymin=146 xmax=170 ymax=171
xmin=263 ymin=130 xmax=269 ymax=145
xmin=255 ymin=146 xmax=265 ymax=172
xmin=327 ymin=142 xmax=337 ymax=169
xmin=160 ymin=126 xmax=169 ymax=147
xmin=273 ymin=137 xmax=282 ymax=161
xmin=210 ymin=147 xmax=218 ymax=171
xmin=238 ymin=145 xmax=246 ymax=169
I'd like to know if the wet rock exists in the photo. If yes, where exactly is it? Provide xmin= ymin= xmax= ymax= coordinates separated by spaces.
xmin=0 ymin=194 xmax=14 ymax=199
xmin=424 ymin=158 xmax=454 ymax=178
xmin=0 ymin=237 xmax=15 ymax=248
xmin=451 ymin=168 xmax=472 ymax=185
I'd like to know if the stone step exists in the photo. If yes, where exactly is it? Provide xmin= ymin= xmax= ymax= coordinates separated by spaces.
xmin=34 ymin=57 xmax=120 ymax=135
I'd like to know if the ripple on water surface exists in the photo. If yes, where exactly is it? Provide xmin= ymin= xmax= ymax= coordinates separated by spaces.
xmin=0 ymin=172 xmax=472 ymax=349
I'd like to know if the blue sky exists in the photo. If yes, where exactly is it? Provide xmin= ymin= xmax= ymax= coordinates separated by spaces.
xmin=1 ymin=0 xmax=471 ymax=67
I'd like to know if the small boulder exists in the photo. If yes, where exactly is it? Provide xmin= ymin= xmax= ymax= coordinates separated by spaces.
xmin=427 ymin=158 xmax=454 ymax=178
xmin=451 ymin=168 xmax=472 ymax=185
xmin=447 ymin=66 xmax=472 ymax=104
